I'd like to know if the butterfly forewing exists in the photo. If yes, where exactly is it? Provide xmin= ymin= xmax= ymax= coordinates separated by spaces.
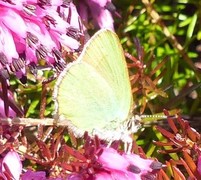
xmin=82 ymin=30 xmax=133 ymax=122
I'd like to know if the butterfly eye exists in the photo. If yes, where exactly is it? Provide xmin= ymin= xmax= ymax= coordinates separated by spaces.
xmin=126 ymin=116 xmax=141 ymax=132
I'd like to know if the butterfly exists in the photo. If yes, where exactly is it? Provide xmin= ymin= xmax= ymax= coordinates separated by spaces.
xmin=53 ymin=29 xmax=140 ymax=146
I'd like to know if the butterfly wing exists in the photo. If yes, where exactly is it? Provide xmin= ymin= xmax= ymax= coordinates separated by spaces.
xmin=54 ymin=29 xmax=133 ymax=140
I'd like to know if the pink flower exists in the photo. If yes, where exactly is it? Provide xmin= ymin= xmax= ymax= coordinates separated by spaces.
xmin=96 ymin=147 xmax=161 ymax=180
xmin=0 ymin=90 xmax=16 ymax=118
xmin=22 ymin=170 xmax=64 ymax=180
xmin=197 ymin=155 xmax=201 ymax=175
xmin=78 ymin=0 xmax=114 ymax=30
xmin=0 ymin=1 xmax=83 ymax=81
xmin=0 ymin=150 xmax=22 ymax=180
xmin=22 ymin=170 xmax=46 ymax=180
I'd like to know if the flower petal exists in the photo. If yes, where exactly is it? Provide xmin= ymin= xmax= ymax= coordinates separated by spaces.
xmin=1 ymin=8 xmax=27 ymax=38
xmin=2 ymin=151 xmax=22 ymax=180
xmin=98 ymin=148 xmax=129 ymax=171
xmin=0 ymin=23 xmax=18 ymax=62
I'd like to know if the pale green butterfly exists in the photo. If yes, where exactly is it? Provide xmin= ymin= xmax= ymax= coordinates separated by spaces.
xmin=53 ymin=29 xmax=140 ymax=145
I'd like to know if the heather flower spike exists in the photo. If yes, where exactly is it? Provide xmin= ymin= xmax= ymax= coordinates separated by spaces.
xmin=0 ymin=0 xmax=84 ymax=117
xmin=20 ymin=132 xmax=161 ymax=179
xmin=0 ymin=0 xmax=83 ymax=81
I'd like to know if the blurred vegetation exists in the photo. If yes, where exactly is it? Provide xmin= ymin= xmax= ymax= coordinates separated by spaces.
xmin=114 ymin=0 xmax=201 ymax=117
